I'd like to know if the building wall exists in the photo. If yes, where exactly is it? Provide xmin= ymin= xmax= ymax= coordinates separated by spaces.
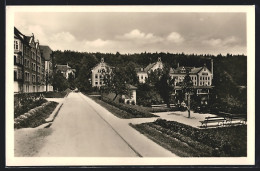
xmin=91 ymin=62 xmax=109 ymax=87
xmin=137 ymin=72 xmax=148 ymax=83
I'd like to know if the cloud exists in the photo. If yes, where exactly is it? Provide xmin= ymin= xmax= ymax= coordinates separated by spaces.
xmin=116 ymin=29 xmax=163 ymax=44
xmin=166 ymin=32 xmax=185 ymax=43
xmin=202 ymin=36 xmax=241 ymax=47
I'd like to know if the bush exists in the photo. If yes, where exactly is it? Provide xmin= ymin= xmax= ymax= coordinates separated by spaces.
xmin=152 ymin=119 xmax=247 ymax=157
xmin=14 ymin=93 xmax=47 ymax=118
xmin=101 ymin=96 xmax=156 ymax=118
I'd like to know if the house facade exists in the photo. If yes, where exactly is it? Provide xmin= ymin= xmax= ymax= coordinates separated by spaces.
xmin=170 ymin=61 xmax=214 ymax=104
xmin=56 ymin=64 xmax=76 ymax=79
xmin=136 ymin=57 xmax=163 ymax=83
xmin=14 ymin=27 xmax=53 ymax=93
xmin=91 ymin=58 xmax=112 ymax=87
xmin=40 ymin=45 xmax=54 ymax=91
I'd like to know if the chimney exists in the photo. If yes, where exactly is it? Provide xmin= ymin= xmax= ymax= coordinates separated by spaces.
xmin=211 ymin=59 xmax=214 ymax=78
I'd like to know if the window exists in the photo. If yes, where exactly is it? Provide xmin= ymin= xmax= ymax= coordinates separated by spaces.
xmin=95 ymin=82 xmax=98 ymax=85
xmin=14 ymin=40 xmax=19 ymax=50
xmin=95 ymin=74 xmax=98 ymax=79
xmin=141 ymin=76 xmax=143 ymax=79
xmin=14 ymin=71 xmax=17 ymax=80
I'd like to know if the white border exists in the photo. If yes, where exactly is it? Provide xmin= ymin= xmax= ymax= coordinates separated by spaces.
xmin=6 ymin=5 xmax=255 ymax=166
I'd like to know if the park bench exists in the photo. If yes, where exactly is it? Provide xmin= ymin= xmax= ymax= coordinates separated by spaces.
xmin=151 ymin=104 xmax=168 ymax=112
xmin=225 ymin=114 xmax=247 ymax=125
xmin=200 ymin=116 xmax=226 ymax=128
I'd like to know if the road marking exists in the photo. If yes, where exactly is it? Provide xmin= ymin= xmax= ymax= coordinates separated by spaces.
xmin=78 ymin=93 xmax=143 ymax=157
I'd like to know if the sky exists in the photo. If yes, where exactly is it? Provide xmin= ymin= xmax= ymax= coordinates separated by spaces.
xmin=15 ymin=12 xmax=247 ymax=55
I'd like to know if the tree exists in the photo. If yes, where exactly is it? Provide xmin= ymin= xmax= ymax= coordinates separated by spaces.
xmin=180 ymin=71 xmax=194 ymax=118
xmin=156 ymin=68 xmax=175 ymax=108
xmin=75 ymin=56 xmax=93 ymax=92
xmin=52 ymin=71 xmax=69 ymax=91
xmin=103 ymin=67 xmax=130 ymax=101
xmin=68 ymin=73 xmax=75 ymax=89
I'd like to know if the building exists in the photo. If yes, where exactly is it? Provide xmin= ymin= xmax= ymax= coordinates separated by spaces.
xmin=170 ymin=60 xmax=214 ymax=103
xmin=122 ymin=84 xmax=137 ymax=105
xmin=40 ymin=45 xmax=54 ymax=91
xmin=135 ymin=57 xmax=164 ymax=83
xmin=14 ymin=27 xmax=53 ymax=93
xmin=91 ymin=57 xmax=112 ymax=87
xmin=14 ymin=27 xmax=25 ymax=93
xmin=56 ymin=64 xmax=76 ymax=79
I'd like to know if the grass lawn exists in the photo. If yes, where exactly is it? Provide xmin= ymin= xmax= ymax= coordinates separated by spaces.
xmin=15 ymin=101 xmax=58 ymax=129
xmin=89 ymin=96 xmax=158 ymax=119
xmin=43 ymin=91 xmax=67 ymax=98
xmin=131 ymin=119 xmax=247 ymax=157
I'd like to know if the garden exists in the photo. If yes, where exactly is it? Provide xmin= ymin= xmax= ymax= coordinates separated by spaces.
xmin=131 ymin=118 xmax=247 ymax=157
xmin=14 ymin=91 xmax=67 ymax=129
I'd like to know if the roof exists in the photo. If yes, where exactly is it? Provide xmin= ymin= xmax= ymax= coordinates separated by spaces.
xmin=40 ymin=45 xmax=53 ymax=61
xmin=170 ymin=66 xmax=203 ymax=74
xmin=126 ymin=84 xmax=137 ymax=90
xmin=14 ymin=27 xmax=30 ymax=46
xmin=56 ymin=64 xmax=74 ymax=72
xmin=144 ymin=63 xmax=157 ymax=72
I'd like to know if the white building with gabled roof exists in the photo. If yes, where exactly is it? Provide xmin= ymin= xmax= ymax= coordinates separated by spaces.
xmin=135 ymin=57 xmax=164 ymax=83
xmin=91 ymin=57 xmax=112 ymax=87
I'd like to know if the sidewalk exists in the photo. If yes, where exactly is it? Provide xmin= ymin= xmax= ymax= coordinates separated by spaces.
xmin=79 ymin=93 xmax=177 ymax=157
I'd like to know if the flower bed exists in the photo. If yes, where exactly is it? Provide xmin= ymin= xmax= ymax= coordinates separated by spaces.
xmin=131 ymin=119 xmax=247 ymax=157
xmin=14 ymin=101 xmax=58 ymax=129
xmin=101 ymin=96 xmax=158 ymax=118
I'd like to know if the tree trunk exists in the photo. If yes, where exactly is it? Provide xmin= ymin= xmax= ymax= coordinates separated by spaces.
xmin=187 ymin=93 xmax=191 ymax=118
xmin=113 ymin=93 xmax=118 ymax=101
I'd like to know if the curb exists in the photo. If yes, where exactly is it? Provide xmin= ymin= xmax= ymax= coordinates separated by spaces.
xmin=45 ymin=103 xmax=63 ymax=122
xmin=44 ymin=92 xmax=70 ymax=123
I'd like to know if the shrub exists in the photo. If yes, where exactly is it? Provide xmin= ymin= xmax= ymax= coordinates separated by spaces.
xmin=152 ymin=119 xmax=247 ymax=157
xmin=101 ymin=96 xmax=156 ymax=118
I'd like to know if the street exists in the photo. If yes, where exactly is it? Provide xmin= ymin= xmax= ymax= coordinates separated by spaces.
xmin=34 ymin=92 xmax=138 ymax=157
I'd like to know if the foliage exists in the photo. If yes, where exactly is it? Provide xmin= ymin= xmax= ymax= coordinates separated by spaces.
xmin=133 ymin=119 xmax=247 ymax=157
xmin=52 ymin=70 xmax=70 ymax=91
xmin=14 ymin=93 xmax=47 ymax=118
xmin=15 ymin=101 xmax=58 ymax=129
xmin=74 ymin=56 xmax=97 ymax=92
xmin=102 ymin=67 xmax=132 ymax=101
xmin=101 ymin=96 xmax=158 ymax=118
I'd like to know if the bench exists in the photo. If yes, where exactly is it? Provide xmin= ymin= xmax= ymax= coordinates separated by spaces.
xmin=200 ymin=116 xmax=226 ymax=128
xmin=151 ymin=104 xmax=168 ymax=112
xmin=225 ymin=114 xmax=247 ymax=125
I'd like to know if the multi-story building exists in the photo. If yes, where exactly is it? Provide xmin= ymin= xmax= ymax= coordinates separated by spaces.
xmin=14 ymin=27 xmax=25 ymax=93
xmin=14 ymin=27 xmax=53 ymax=93
xmin=91 ymin=57 xmax=112 ymax=87
xmin=40 ymin=45 xmax=54 ymax=91
xmin=169 ymin=60 xmax=214 ymax=104
xmin=56 ymin=64 xmax=76 ymax=79
xmin=135 ymin=57 xmax=163 ymax=83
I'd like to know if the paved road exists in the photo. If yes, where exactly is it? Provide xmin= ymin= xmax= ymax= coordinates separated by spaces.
xmin=35 ymin=92 xmax=138 ymax=157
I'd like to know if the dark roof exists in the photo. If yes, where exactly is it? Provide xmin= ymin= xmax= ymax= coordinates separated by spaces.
xmin=40 ymin=45 xmax=52 ymax=61
xmin=127 ymin=84 xmax=137 ymax=90
xmin=56 ymin=65 xmax=70 ymax=72
xmin=14 ymin=27 xmax=30 ymax=45
xmin=144 ymin=62 xmax=157 ymax=72
xmin=170 ymin=66 xmax=203 ymax=74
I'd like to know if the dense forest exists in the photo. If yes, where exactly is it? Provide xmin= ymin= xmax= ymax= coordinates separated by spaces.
xmin=52 ymin=50 xmax=247 ymax=114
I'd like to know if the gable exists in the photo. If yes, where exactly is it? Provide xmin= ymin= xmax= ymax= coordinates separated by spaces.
xmin=198 ymin=67 xmax=212 ymax=76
